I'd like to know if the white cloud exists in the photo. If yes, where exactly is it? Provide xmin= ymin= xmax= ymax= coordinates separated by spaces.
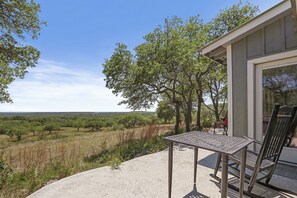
xmin=0 ymin=59 xmax=135 ymax=112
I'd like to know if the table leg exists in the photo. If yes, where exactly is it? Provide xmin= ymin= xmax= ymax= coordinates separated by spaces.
xmin=221 ymin=154 xmax=228 ymax=198
xmin=194 ymin=147 xmax=198 ymax=184
xmin=168 ymin=142 xmax=173 ymax=198
xmin=239 ymin=146 xmax=247 ymax=198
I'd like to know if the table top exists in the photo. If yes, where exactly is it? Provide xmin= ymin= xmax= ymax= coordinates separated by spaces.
xmin=163 ymin=131 xmax=253 ymax=155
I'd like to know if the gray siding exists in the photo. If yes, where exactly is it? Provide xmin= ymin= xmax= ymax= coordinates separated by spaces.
xmin=232 ymin=13 xmax=297 ymax=137
xmin=264 ymin=19 xmax=284 ymax=54
xmin=285 ymin=15 xmax=297 ymax=49
xmin=247 ymin=30 xmax=263 ymax=57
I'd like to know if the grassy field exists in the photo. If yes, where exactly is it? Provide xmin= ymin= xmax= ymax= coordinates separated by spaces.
xmin=1 ymin=125 xmax=171 ymax=170
xmin=0 ymin=112 xmax=173 ymax=197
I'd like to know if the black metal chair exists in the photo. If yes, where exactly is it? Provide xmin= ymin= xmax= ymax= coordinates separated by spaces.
xmin=213 ymin=104 xmax=297 ymax=193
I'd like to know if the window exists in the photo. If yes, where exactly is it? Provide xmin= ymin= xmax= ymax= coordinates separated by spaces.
xmin=262 ymin=65 xmax=297 ymax=136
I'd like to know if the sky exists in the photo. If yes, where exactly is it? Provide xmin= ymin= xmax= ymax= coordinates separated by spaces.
xmin=1 ymin=0 xmax=282 ymax=112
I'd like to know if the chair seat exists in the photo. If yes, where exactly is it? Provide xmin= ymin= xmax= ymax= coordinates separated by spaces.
xmin=230 ymin=150 xmax=275 ymax=171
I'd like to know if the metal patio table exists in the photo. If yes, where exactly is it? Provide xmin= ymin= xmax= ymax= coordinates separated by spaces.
xmin=164 ymin=131 xmax=253 ymax=198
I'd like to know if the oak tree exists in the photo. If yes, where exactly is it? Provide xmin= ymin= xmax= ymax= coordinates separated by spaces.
xmin=0 ymin=0 xmax=45 ymax=103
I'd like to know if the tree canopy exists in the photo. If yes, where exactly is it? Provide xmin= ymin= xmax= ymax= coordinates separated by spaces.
xmin=207 ymin=1 xmax=259 ymax=40
xmin=0 ymin=0 xmax=45 ymax=103
xmin=103 ymin=1 xmax=259 ymax=133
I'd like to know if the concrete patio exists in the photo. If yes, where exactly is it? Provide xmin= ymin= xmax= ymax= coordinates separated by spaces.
xmin=28 ymin=146 xmax=297 ymax=198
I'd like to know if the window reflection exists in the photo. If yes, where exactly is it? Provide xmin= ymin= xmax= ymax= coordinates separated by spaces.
xmin=262 ymin=65 xmax=297 ymax=144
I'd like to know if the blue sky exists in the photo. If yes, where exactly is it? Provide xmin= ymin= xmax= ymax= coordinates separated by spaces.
xmin=1 ymin=0 xmax=282 ymax=112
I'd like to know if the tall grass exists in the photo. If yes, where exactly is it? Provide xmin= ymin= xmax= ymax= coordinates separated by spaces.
xmin=0 ymin=124 xmax=172 ymax=197
xmin=84 ymin=124 xmax=167 ymax=165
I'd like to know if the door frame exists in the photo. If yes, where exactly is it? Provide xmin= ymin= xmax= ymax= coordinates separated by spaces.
xmin=255 ymin=56 xmax=297 ymax=141
xmin=247 ymin=49 xmax=297 ymax=163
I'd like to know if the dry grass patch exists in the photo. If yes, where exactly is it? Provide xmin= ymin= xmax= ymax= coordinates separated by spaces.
xmin=0 ymin=124 xmax=173 ymax=197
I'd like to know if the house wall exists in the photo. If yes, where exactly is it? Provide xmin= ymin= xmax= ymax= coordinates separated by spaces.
xmin=232 ymin=13 xmax=297 ymax=137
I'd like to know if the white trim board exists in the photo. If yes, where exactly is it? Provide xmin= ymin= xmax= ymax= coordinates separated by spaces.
xmin=226 ymin=45 xmax=233 ymax=136
xmin=201 ymin=1 xmax=291 ymax=55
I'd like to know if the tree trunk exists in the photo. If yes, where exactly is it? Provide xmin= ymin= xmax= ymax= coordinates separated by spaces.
xmin=184 ymin=101 xmax=192 ymax=132
xmin=174 ymin=102 xmax=181 ymax=134
xmin=211 ymin=94 xmax=220 ymax=121
xmin=196 ymin=89 xmax=202 ymax=130
xmin=214 ymin=105 xmax=220 ymax=121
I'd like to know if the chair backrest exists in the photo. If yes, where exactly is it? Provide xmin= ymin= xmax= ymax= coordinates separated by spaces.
xmin=258 ymin=104 xmax=297 ymax=161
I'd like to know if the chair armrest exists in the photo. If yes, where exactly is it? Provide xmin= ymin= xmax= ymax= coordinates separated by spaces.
xmin=243 ymin=136 xmax=263 ymax=145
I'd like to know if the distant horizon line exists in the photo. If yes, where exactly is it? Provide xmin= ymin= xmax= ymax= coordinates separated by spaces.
xmin=0 ymin=111 xmax=155 ymax=114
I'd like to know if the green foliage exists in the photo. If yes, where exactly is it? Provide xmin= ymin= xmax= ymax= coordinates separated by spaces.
xmin=15 ymin=127 xmax=27 ymax=142
xmin=156 ymin=100 xmax=175 ymax=123
xmin=103 ymin=16 xmax=208 ymax=133
xmin=1 ymin=161 xmax=82 ymax=197
xmin=43 ymin=123 xmax=60 ymax=134
xmin=200 ymin=1 xmax=258 ymax=121
xmin=0 ymin=122 xmax=29 ymax=141
xmin=207 ymin=1 xmax=259 ymax=39
xmin=200 ymin=110 xmax=214 ymax=128
xmin=84 ymin=134 xmax=168 ymax=164
xmin=6 ymin=130 xmax=14 ymax=139
xmin=110 ymin=124 xmax=125 ymax=131
xmin=73 ymin=120 xmax=85 ymax=132
xmin=84 ymin=119 xmax=104 ymax=132
xmin=117 ymin=113 xmax=150 ymax=129
xmin=0 ymin=153 xmax=12 ymax=190
xmin=199 ymin=104 xmax=227 ymax=128
xmin=103 ymin=43 xmax=134 ymax=96
xmin=102 ymin=1 xmax=259 ymax=132
xmin=0 ymin=112 xmax=157 ymax=142
xmin=0 ymin=0 xmax=45 ymax=103
xmin=0 ymin=115 xmax=169 ymax=197
xmin=203 ymin=64 xmax=228 ymax=121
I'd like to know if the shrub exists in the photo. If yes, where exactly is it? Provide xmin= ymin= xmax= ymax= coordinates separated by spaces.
xmin=6 ymin=130 xmax=14 ymax=139
xmin=117 ymin=113 xmax=149 ymax=129
xmin=84 ymin=119 xmax=105 ymax=132
xmin=110 ymin=124 xmax=125 ymax=131
xmin=28 ymin=122 xmax=42 ymax=136
xmin=15 ymin=131 xmax=23 ymax=142
xmin=73 ymin=120 xmax=85 ymax=132
xmin=0 ymin=153 xmax=12 ymax=190
xmin=4 ymin=126 xmax=27 ymax=141
xmin=43 ymin=123 xmax=60 ymax=134
xmin=156 ymin=100 xmax=175 ymax=123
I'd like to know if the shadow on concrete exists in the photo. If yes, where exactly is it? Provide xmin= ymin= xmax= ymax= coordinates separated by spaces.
xmin=183 ymin=184 xmax=210 ymax=198
xmin=213 ymin=173 xmax=297 ymax=198
xmin=209 ymin=177 xmax=244 ymax=198
xmin=197 ymin=152 xmax=217 ymax=169
xmin=197 ymin=150 xmax=297 ymax=180
xmin=198 ymin=152 xmax=297 ymax=197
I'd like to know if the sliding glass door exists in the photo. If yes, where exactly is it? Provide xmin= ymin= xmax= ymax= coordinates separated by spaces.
xmin=255 ymin=57 xmax=297 ymax=163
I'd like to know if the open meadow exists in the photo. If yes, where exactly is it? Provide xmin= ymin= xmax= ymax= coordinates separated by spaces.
xmin=0 ymin=112 xmax=173 ymax=197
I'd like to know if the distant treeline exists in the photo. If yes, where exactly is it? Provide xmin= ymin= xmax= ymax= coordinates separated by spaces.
xmin=0 ymin=112 xmax=157 ymax=141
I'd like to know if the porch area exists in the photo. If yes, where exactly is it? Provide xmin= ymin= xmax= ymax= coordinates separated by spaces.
xmin=28 ymin=145 xmax=297 ymax=198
